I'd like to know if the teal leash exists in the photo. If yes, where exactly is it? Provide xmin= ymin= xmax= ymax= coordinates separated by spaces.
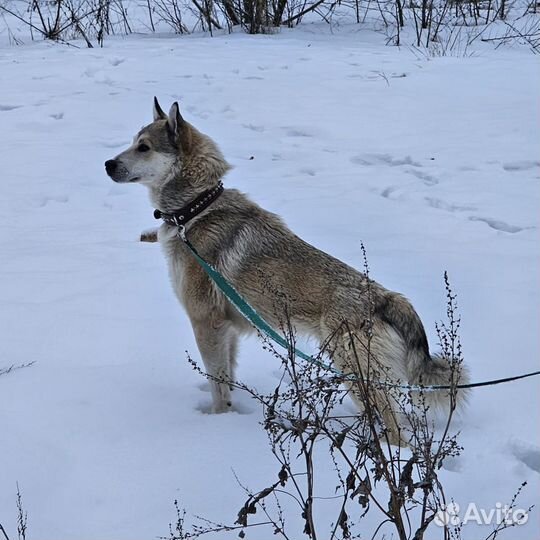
xmin=176 ymin=226 xmax=333 ymax=370
xmin=172 ymin=225 xmax=540 ymax=392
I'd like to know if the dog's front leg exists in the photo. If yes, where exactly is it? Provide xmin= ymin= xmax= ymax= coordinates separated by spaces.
xmin=192 ymin=317 xmax=236 ymax=413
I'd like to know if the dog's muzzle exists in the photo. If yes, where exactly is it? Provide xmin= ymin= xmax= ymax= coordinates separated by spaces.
xmin=105 ymin=159 xmax=118 ymax=176
xmin=105 ymin=159 xmax=137 ymax=183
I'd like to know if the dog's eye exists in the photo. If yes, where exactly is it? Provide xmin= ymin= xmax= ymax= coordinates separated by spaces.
xmin=138 ymin=143 xmax=150 ymax=153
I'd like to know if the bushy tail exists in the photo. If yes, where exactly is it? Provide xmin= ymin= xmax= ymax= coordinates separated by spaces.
xmin=409 ymin=352 xmax=470 ymax=409
xmin=377 ymin=291 xmax=469 ymax=409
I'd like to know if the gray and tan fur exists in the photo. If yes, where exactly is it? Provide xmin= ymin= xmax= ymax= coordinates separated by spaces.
xmin=105 ymin=98 xmax=468 ymax=445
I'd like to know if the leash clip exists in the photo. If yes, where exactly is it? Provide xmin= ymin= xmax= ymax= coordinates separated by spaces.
xmin=176 ymin=224 xmax=187 ymax=241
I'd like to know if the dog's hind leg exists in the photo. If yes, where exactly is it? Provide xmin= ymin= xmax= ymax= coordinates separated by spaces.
xmin=322 ymin=317 xmax=407 ymax=447
xmin=339 ymin=349 xmax=407 ymax=447
xmin=192 ymin=317 xmax=236 ymax=413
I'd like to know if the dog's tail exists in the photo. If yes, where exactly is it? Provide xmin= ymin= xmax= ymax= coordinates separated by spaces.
xmin=377 ymin=292 xmax=470 ymax=409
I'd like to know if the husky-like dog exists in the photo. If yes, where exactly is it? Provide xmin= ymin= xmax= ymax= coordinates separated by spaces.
xmin=105 ymin=98 xmax=468 ymax=445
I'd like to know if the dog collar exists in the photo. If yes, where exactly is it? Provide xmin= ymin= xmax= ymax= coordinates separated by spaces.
xmin=153 ymin=182 xmax=224 ymax=227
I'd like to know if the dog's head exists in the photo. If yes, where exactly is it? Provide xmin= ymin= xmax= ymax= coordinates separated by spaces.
xmin=104 ymin=98 xmax=186 ymax=186
xmin=104 ymin=98 xmax=229 ymax=189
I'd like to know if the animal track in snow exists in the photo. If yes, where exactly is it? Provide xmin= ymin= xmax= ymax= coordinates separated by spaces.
xmin=242 ymin=123 xmax=265 ymax=133
xmin=425 ymin=197 xmax=476 ymax=212
xmin=33 ymin=194 xmax=69 ymax=208
xmin=83 ymin=68 xmax=114 ymax=85
xmin=284 ymin=128 xmax=312 ymax=138
xmin=109 ymin=57 xmax=125 ymax=66
xmin=510 ymin=440 xmax=540 ymax=473
xmin=351 ymin=153 xmax=422 ymax=168
xmin=469 ymin=216 xmax=530 ymax=234
xmin=502 ymin=160 xmax=540 ymax=172
xmin=0 ymin=104 xmax=22 ymax=111
xmin=381 ymin=185 xmax=400 ymax=199
xmin=405 ymin=167 xmax=438 ymax=186
xmin=185 ymin=105 xmax=209 ymax=119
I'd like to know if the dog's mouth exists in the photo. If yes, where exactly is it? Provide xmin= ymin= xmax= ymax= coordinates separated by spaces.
xmin=109 ymin=174 xmax=140 ymax=183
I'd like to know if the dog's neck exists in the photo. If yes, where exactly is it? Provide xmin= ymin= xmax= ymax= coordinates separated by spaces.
xmin=148 ymin=169 xmax=204 ymax=213
xmin=148 ymin=143 xmax=231 ymax=213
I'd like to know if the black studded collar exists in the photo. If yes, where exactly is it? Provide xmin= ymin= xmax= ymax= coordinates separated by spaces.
xmin=153 ymin=182 xmax=224 ymax=228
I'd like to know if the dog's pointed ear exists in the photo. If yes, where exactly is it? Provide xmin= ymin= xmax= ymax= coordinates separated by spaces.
xmin=153 ymin=97 xmax=167 ymax=121
xmin=167 ymin=102 xmax=184 ymax=134
xmin=167 ymin=102 xmax=192 ymax=152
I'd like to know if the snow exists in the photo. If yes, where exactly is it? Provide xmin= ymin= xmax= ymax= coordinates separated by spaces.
xmin=0 ymin=25 xmax=539 ymax=539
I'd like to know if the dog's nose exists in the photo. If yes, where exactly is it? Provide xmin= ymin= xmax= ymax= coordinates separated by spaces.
xmin=105 ymin=159 xmax=117 ymax=175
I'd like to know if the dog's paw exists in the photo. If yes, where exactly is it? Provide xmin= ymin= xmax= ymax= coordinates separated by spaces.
xmin=195 ymin=399 xmax=253 ymax=416
xmin=140 ymin=228 xmax=158 ymax=243
xmin=195 ymin=399 xmax=232 ymax=415
xmin=212 ymin=401 xmax=233 ymax=414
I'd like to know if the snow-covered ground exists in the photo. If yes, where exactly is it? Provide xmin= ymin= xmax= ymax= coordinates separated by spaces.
xmin=0 ymin=26 xmax=539 ymax=539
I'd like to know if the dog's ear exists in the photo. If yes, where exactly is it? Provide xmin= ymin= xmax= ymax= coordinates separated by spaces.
xmin=167 ymin=102 xmax=192 ymax=153
xmin=167 ymin=102 xmax=184 ymax=134
xmin=153 ymin=97 xmax=167 ymax=121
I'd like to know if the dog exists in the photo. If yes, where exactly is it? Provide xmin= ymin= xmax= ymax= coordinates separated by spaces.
xmin=105 ymin=98 xmax=468 ymax=445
